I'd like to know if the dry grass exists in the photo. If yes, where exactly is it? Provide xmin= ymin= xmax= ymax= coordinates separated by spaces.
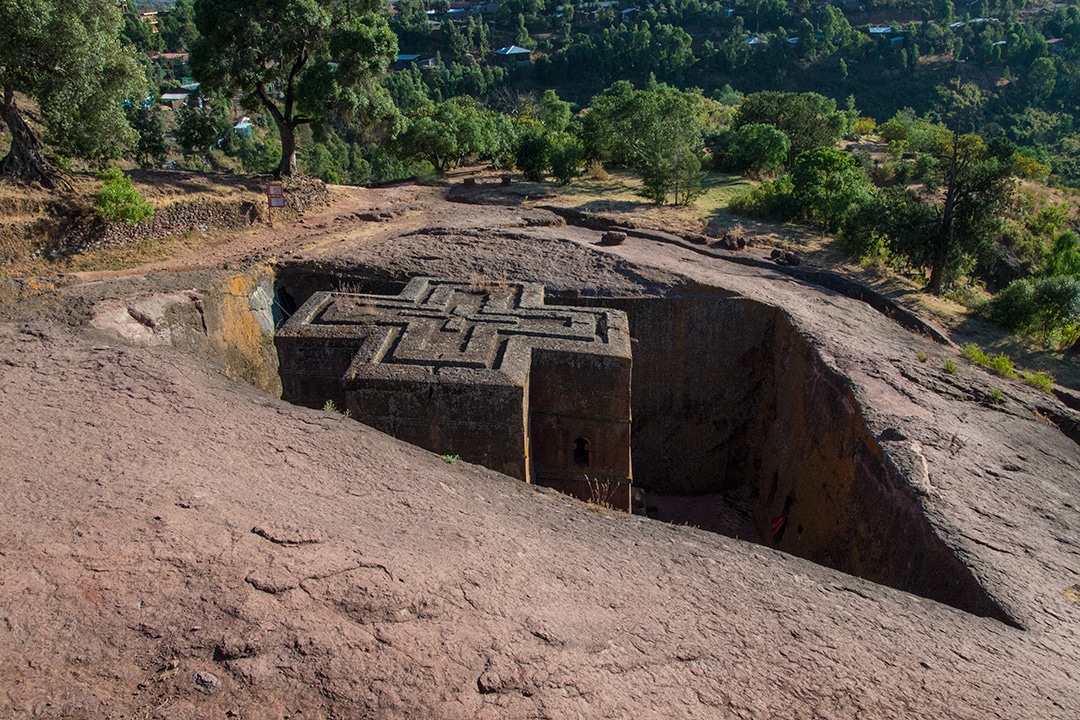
xmin=0 ymin=230 xmax=226 ymax=279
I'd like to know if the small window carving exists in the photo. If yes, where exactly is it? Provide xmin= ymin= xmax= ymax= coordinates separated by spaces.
xmin=573 ymin=437 xmax=591 ymax=467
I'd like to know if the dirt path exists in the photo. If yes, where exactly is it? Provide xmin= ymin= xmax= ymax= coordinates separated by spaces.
xmin=66 ymin=184 xmax=436 ymax=281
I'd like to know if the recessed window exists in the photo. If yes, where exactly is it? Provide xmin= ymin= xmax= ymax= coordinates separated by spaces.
xmin=573 ymin=437 xmax=591 ymax=467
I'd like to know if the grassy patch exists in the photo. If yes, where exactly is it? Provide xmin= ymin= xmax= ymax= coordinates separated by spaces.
xmin=549 ymin=168 xmax=755 ymax=233
xmin=960 ymin=342 xmax=991 ymax=365
xmin=0 ymin=230 xmax=220 ymax=279
xmin=961 ymin=342 xmax=1017 ymax=378
xmin=1023 ymin=370 xmax=1056 ymax=393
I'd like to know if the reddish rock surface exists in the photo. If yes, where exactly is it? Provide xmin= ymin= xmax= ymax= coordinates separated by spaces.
xmin=1 ymin=184 xmax=1078 ymax=718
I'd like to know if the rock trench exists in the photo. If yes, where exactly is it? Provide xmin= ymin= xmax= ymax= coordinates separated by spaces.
xmin=271 ymin=267 xmax=1017 ymax=626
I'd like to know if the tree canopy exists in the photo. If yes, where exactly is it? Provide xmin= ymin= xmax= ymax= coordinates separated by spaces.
xmin=190 ymin=0 xmax=397 ymax=178
xmin=0 ymin=0 xmax=145 ymax=186
xmin=728 ymin=123 xmax=790 ymax=177
xmin=791 ymin=147 xmax=871 ymax=231
xmin=733 ymin=92 xmax=845 ymax=162
xmin=584 ymin=81 xmax=713 ymax=205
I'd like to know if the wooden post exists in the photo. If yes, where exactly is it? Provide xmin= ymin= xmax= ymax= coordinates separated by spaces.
xmin=266 ymin=182 xmax=285 ymax=227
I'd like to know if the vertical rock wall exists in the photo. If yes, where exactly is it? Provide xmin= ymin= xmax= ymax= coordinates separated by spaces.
xmin=570 ymin=292 xmax=1014 ymax=624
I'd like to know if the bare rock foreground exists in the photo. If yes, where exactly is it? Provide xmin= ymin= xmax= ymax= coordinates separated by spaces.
xmin=1 ymin=184 xmax=1078 ymax=718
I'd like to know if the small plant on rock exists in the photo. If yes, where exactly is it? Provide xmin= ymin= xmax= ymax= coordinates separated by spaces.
xmin=1023 ymin=371 xmax=1055 ymax=394
xmin=943 ymin=359 xmax=958 ymax=375
xmin=321 ymin=399 xmax=351 ymax=419
xmin=988 ymin=354 xmax=1017 ymax=378
xmin=990 ymin=387 xmax=1004 ymax=405
xmin=961 ymin=343 xmax=990 ymax=365
xmin=441 ymin=454 xmax=459 ymax=464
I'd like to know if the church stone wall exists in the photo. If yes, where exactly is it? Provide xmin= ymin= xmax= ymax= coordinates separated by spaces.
xmin=275 ymin=278 xmax=633 ymax=508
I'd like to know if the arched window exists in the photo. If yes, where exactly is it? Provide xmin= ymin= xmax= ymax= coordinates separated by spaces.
xmin=573 ymin=437 xmax=591 ymax=467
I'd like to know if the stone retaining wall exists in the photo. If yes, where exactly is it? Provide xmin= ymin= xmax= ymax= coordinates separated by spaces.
xmin=15 ymin=177 xmax=330 ymax=261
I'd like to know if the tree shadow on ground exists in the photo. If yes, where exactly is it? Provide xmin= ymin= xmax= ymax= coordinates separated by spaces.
xmin=127 ymin=168 xmax=267 ymax=197
xmin=947 ymin=311 xmax=1080 ymax=391
xmin=576 ymin=198 xmax=651 ymax=214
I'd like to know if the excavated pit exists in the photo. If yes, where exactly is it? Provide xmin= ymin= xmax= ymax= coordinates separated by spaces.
xmin=273 ymin=266 xmax=1016 ymax=626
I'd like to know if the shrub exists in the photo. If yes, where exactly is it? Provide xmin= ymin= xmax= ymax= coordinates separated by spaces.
xmin=913 ymin=153 xmax=940 ymax=189
xmin=852 ymin=117 xmax=877 ymax=137
xmin=986 ymin=279 xmax=1037 ymax=331
xmin=961 ymin=342 xmax=991 ymax=365
xmin=988 ymin=354 xmax=1017 ymax=378
xmin=871 ymin=162 xmax=897 ymax=185
xmin=729 ymin=175 xmax=797 ymax=221
xmin=1042 ymin=231 xmax=1080 ymax=279
xmin=585 ymin=159 xmax=609 ymax=181
xmin=839 ymin=196 xmax=889 ymax=259
xmin=728 ymin=123 xmax=790 ymax=177
xmin=549 ymin=133 xmax=584 ymax=185
xmin=1031 ymin=276 xmax=1080 ymax=345
xmin=515 ymin=127 xmax=550 ymax=181
xmin=943 ymin=359 xmax=958 ymax=374
xmin=990 ymin=387 xmax=1004 ymax=404
xmin=1023 ymin=371 xmax=1055 ymax=393
xmin=95 ymin=169 xmax=154 ymax=226
xmin=989 ymin=274 xmax=1080 ymax=346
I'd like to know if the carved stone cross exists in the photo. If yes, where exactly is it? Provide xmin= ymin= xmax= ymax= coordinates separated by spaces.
xmin=276 ymin=278 xmax=633 ymax=508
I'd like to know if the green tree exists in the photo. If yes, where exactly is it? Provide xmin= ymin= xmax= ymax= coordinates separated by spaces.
xmin=537 ymin=89 xmax=572 ymax=133
xmin=988 ymin=276 xmax=1080 ymax=347
xmin=583 ymin=81 xmax=709 ymax=205
xmin=729 ymin=123 xmax=790 ymax=176
xmin=173 ymin=105 xmax=219 ymax=165
xmin=0 ymin=0 xmax=146 ymax=187
xmin=1042 ymin=232 xmax=1080 ymax=278
xmin=514 ymin=14 xmax=534 ymax=49
xmin=397 ymin=97 xmax=486 ymax=171
xmin=191 ymin=0 xmax=397 ymax=178
xmin=303 ymin=142 xmax=342 ymax=183
xmin=548 ymin=132 xmax=584 ymax=185
xmin=443 ymin=17 xmax=469 ymax=60
xmin=856 ymin=131 xmax=1017 ymax=292
xmin=159 ymin=0 xmax=198 ymax=53
xmin=125 ymin=103 xmax=168 ymax=168
xmin=791 ymin=147 xmax=871 ymax=230
xmin=1025 ymin=57 xmax=1057 ymax=103
xmin=925 ymin=82 xmax=1017 ymax=292
xmin=841 ymin=185 xmax=938 ymax=268
xmin=121 ymin=6 xmax=162 ymax=53
xmin=514 ymin=121 xmax=550 ymax=181
xmin=733 ymin=91 xmax=844 ymax=161
xmin=393 ymin=0 xmax=430 ymax=51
